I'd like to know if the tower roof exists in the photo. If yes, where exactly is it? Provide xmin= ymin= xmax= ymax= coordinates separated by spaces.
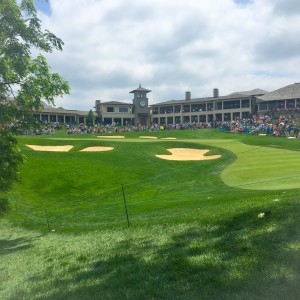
xmin=130 ymin=84 xmax=151 ymax=93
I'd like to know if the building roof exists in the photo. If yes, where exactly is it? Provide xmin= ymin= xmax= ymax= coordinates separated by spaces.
xmin=151 ymin=97 xmax=213 ymax=106
xmin=37 ymin=102 xmax=89 ymax=116
xmin=130 ymin=84 xmax=151 ymax=93
xmin=151 ymin=88 xmax=268 ymax=106
xmin=100 ymin=101 xmax=131 ymax=106
xmin=2 ymin=98 xmax=89 ymax=115
xmin=257 ymin=83 xmax=300 ymax=101
xmin=227 ymin=88 xmax=268 ymax=97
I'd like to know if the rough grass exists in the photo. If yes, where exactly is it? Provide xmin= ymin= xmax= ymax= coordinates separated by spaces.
xmin=1 ymin=129 xmax=300 ymax=299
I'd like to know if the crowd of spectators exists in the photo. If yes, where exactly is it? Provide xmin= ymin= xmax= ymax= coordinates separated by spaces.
xmin=11 ymin=112 xmax=300 ymax=139
xmin=218 ymin=114 xmax=300 ymax=137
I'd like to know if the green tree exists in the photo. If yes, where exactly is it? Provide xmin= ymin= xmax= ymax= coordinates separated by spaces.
xmin=0 ymin=0 xmax=70 ymax=192
xmin=86 ymin=109 xmax=95 ymax=126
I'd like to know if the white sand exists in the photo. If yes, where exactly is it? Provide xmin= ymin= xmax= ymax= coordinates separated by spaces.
xmin=139 ymin=136 xmax=158 ymax=139
xmin=160 ymin=137 xmax=177 ymax=140
xmin=97 ymin=136 xmax=125 ymax=139
xmin=80 ymin=146 xmax=114 ymax=152
xmin=26 ymin=144 xmax=220 ymax=161
xmin=156 ymin=148 xmax=221 ymax=161
xmin=26 ymin=145 xmax=73 ymax=152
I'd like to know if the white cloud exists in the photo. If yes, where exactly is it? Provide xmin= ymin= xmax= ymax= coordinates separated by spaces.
xmin=36 ymin=0 xmax=300 ymax=110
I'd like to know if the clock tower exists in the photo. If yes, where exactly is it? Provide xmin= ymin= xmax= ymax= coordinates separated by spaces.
xmin=130 ymin=84 xmax=151 ymax=126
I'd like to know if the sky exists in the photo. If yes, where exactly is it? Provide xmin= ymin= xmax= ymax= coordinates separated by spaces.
xmin=32 ymin=0 xmax=300 ymax=110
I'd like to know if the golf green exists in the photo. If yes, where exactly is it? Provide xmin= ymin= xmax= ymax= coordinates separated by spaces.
xmin=195 ymin=139 xmax=300 ymax=190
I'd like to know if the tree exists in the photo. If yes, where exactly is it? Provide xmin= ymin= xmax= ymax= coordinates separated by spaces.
xmin=86 ymin=109 xmax=95 ymax=126
xmin=0 ymin=0 xmax=70 ymax=192
xmin=0 ymin=130 xmax=24 ymax=192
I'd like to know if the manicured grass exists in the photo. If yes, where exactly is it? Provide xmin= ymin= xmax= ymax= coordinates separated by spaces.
xmin=1 ymin=129 xmax=300 ymax=299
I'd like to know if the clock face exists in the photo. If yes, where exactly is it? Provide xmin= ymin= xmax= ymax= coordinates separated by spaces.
xmin=139 ymin=100 xmax=146 ymax=107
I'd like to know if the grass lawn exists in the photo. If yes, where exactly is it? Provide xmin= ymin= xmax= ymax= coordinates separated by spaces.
xmin=1 ymin=129 xmax=300 ymax=299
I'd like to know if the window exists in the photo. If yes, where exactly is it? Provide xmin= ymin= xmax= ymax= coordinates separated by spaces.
xmin=107 ymin=107 xmax=114 ymax=112
xmin=50 ymin=115 xmax=57 ymax=122
xmin=199 ymin=115 xmax=206 ymax=122
xmin=103 ymin=118 xmax=112 ymax=124
xmin=224 ymin=113 xmax=231 ymax=121
xmin=152 ymin=107 xmax=158 ymax=115
xmin=175 ymin=116 xmax=181 ymax=123
xmin=174 ymin=105 xmax=181 ymax=113
xmin=191 ymin=115 xmax=198 ymax=122
xmin=268 ymin=101 xmax=278 ymax=110
xmin=119 ymin=107 xmax=128 ymax=113
xmin=233 ymin=112 xmax=240 ymax=119
xmin=199 ymin=103 xmax=206 ymax=111
xmin=259 ymin=102 xmax=267 ymax=111
xmin=159 ymin=106 xmax=173 ymax=114
xmin=114 ymin=118 xmax=121 ymax=125
xmin=215 ymin=113 xmax=222 ymax=121
xmin=207 ymin=103 xmax=213 ymax=111
xmin=160 ymin=117 xmax=166 ymax=124
xmin=184 ymin=116 xmax=190 ymax=123
xmin=183 ymin=105 xmax=190 ymax=112
xmin=241 ymin=99 xmax=250 ymax=108
xmin=167 ymin=117 xmax=173 ymax=124
xmin=242 ymin=112 xmax=250 ymax=118
xmin=191 ymin=103 xmax=206 ymax=112
xmin=216 ymin=102 xmax=222 ymax=110
xmin=223 ymin=100 xmax=240 ymax=110
xmin=277 ymin=100 xmax=285 ymax=109
xmin=286 ymin=100 xmax=295 ymax=109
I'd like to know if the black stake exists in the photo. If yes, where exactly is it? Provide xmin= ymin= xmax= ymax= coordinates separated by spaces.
xmin=45 ymin=209 xmax=50 ymax=232
xmin=121 ymin=184 xmax=130 ymax=227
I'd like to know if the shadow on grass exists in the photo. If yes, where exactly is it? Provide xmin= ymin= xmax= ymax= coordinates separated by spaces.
xmin=0 ymin=197 xmax=9 ymax=214
xmin=35 ymin=201 xmax=300 ymax=300
xmin=0 ymin=237 xmax=32 ymax=255
xmin=5 ymin=198 xmax=298 ymax=300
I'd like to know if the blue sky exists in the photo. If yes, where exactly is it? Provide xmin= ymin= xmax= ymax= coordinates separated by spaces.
xmin=31 ymin=0 xmax=300 ymax=110
xmin=234 ymin=0 xmax=253 ymax=5
xmin=34 ymin=0 xmax=51 ymax=15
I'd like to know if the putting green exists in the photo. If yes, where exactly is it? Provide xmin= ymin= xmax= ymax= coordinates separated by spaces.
xmin=196 ymin=139 xmax=300 ymax=190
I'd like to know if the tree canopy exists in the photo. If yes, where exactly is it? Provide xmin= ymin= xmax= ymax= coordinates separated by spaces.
xmin=0 ymin=0 xmax=70 ymax=192
xmin=86 ymin=109 xmax=95 ymax=126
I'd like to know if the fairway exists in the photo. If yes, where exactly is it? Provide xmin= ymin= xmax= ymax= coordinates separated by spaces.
xmin=5 ymin=129 xmax=300 ymax=233
xmin=23 ymin=135 xmax=300 ymax=191
xmin=1 ymin=129 xmax=300 ymax=300
xmin=22 ymin=135 xmax=300 ymax=192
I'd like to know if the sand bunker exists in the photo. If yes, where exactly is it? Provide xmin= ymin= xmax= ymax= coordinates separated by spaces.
xmin=160 ymin=137 xmax=177 ymax=140
xmin=26 ymin=145 xmax=73 ymax=152
xmin=97 ymin=136 xmax=125 ymax=139
xmin=139 ymin=136 xmax=158 ymax=139
xmin=80 ymin=146 xmax=114 ymax=152
xmin=156 ymin=148 xmax=221 ymax=161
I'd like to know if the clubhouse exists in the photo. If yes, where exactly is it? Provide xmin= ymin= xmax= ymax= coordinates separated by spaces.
xmin=33 ymin=102 xmax=89 ymax=125
xmin=35 ymin=82 xmax=300 ymax=126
